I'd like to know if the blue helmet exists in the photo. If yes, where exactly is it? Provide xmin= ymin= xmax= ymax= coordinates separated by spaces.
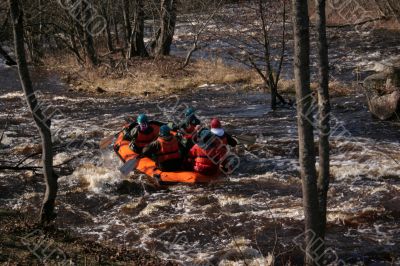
xmin=159 ymin=125 xmax=171 ymax=137
xmin=184 ymin=107 xmax=195 ymax=117
xmin=137 ymin=114 xmax=148 ymax=124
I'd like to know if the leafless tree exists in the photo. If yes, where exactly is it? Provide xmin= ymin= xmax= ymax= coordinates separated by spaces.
xmin=154 ymin=0 xmax=177 ymax=56
xmin=180 ymin=0 xmax=223 ymax=68
xmin=214 ymin=0 xmax=288 ymax=110
xmin=128 ymin=0 xmax=148 ymax=58
xmin=314 ymin=0 xmax=331 ymax=263
xmin=9 ymin=0 xmax=58 ymax=224
xmin=292 ymin=0 xmax=321 ymax=264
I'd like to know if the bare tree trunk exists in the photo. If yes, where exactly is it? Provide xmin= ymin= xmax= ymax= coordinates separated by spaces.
xmin=82 ymin=0 xmax=98 ymax=66
xmin=0 ymin=45 xmax=16 ymax=65
xmin=122 ymin=0 xmax=132 ymax=48
xmin=9 ymin=0 xmax=57 ymax=224
xmin=128 ymin=0 xmax=148 ymax=58
xmin=181 ymin=35 xmax=199 ymax=68
xmin=315 ymin=0 xmax=331 ymax=261
xmin=154 ymin=0 xmax=177 ymax=56
xmin=113 ymin=7 xmax=120 ymax=45
xmin=292 ymin=0 xmax=320 ymax=265
xmin=103 ymin=1 xmax=114 ymax=52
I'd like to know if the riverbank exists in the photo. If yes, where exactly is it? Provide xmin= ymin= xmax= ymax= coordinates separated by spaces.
xmin=45 ymin=54 xmax=358 ymax=99
xmin=0 ymin=208 xmax=176 ymax=265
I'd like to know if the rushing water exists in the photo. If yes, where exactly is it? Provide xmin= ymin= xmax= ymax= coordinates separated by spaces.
xmin=1 ymin=62 xmax=399 ymax=264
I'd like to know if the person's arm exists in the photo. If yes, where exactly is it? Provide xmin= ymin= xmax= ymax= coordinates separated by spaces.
xmin=128 ymin=126 xmax=139 ymax=143
xmin=142 ymin=140 xmax=160 ymax=157
xmin=188 ymin=146 xmax=197 ymax=160
xmin=225 ymin=133 xmax=238 ymax=147
xmin=178 ymin=118 xmax=188 ymax=130
xmin=190 ymin=116 xmax=201 ymax=126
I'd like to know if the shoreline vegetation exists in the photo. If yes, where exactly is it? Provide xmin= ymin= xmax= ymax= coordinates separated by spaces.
xmin=45 ymin=54 xmax=355 ymax=98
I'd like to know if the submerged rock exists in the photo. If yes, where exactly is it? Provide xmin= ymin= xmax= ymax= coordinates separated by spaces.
xmin=363 ymin=66 xmax=400 ymax=120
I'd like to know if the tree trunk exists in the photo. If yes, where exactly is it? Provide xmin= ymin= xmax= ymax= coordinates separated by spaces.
xmin=154 ymin=0 xmax=177 ymax=56
xmin=128 ymin=0 xmax=148 ymax=58
xmin=292 ymin=0 xmax=320 ymax=265
xmin=315 ymin=0 xmax=331 ymax=262
xmin=9 ymin=0 xmax=58 ymax=224
xmin=122 ymin=0 xmax=132 ymax=48
xmin=103 ymin=2 xmax=114 ymax=53
xmin=113 ymin=8 xmax=120 ymax=45
xmin=0 ymin=45 xmax=17 ymax=65
xmin=271 ymin=84 xmax=277 ymax=110
xmin=82 ymin=0 xmax=98 ymax=66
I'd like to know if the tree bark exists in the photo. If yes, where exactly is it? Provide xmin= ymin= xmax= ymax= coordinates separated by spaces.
xmin=154 ymin=0 xmax=177 ymax=56
xmin=292 ymin=0 xmax=320 ymax=265
xmin=82 ymin=0 xmax=98 ymax=66
xmin=315 ymin=0 xmax=331 ymax=261
xmin=9 ymin=0 xmax=58 ymax=224
xmin=103 ymin=1 xmax=114 ymax=53
xmin=122 ymin=0 xmax=132 ymax=48
xmin=128 ymin=0 xmax=148 ymax=58
xmin=113 ymin=7 xmax=120 ymax=45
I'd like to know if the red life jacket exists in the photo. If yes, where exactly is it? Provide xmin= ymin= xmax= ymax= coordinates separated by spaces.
xmin=219 ymin=135 xmax=228 ymax=145
xmin=157 ymin=137 xmax=181 ymax=163
xmin=135 ymin=125 xmax=159 ymax=148
xmin=214 ymin=135 xmax=229 ymax=158
xmin=183 ymin=124 xmax=196 ymax=139
xmin=191 ymin=145 xmax=219 ymax=174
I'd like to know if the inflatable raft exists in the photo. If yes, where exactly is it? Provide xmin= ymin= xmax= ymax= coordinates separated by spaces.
xmin=113 ymin=128 xmax=219 ymax=184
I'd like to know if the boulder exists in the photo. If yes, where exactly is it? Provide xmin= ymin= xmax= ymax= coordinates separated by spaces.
xmin=367 ymin=90 xmax=400 ymax=120
xmin=363 ymin=66 xmax=400 ymax=120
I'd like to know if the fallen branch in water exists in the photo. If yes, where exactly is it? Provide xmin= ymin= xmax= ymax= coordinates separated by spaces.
xmin=326 ymin=16 xmax=388 ymax=28
xmin=0 ymin=155 xmax=79 ymax=172
xmin=0 ymin=113 xmax=11 ymax=145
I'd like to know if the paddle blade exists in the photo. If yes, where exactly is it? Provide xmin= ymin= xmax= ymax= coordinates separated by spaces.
xmin=99 ymin=135 xmax=115 ymax=149
xmin=119 ymin=159 xmax=138 ymax=176
xmin=234 ymin=135 xmax=257 ymax=145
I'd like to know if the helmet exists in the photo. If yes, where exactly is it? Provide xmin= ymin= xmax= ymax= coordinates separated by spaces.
xmin=210 ymin=118 xmax=221 ymax=129
xmin=137 ymin=114 xmax=148 ymax=124
xmin=184 ymin=107 xmax=195 ymax=117
xmin=159 ymin=125 xmax=171 ymax=137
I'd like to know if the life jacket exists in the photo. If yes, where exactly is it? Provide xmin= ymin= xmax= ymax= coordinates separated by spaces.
xmin=157 ymin=137 xmax=181 ymax=163
xmin=135 ymin=125 xmax=159 ymax=148
xmin=191 ymin=144 xmax=219 ymax=174
xmin=214 ymin=134 xmax=229 ymax=158
xmin=181 ymin=124 xmax=196 ymax=140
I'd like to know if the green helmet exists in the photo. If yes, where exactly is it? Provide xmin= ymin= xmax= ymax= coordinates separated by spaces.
xmin=137 ymin=114 xmax=148 ymax=124
xmin=185 ymin=107 xmax=195 ymax=117
xmin=159 ymin=125 xmax=171 ymax=137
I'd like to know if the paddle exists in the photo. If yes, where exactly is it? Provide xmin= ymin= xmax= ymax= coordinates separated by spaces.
xmin=232 ymin=134 xmax=257 ymax=145
xmin=99 ymin=134 xmax=117 ymax=149
xmin=119 ymin=157 xmax=140 ymax=176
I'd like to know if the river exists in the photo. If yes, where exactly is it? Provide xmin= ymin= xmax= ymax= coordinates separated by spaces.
xmin=1 ymin=57 xmax=399 ymax=264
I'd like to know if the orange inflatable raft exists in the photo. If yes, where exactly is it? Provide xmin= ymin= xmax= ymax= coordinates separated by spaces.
xmin=113 ymin=128 xmax=219 ymax=184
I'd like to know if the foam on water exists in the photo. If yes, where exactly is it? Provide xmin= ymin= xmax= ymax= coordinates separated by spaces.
xmin=78 ymin=167 xmax=119 ymax=192
xmin=0 ymin=92 xmax=24 ymax=99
